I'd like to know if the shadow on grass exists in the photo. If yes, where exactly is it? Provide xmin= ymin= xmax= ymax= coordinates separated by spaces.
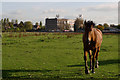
xmin=2 ymin=59 xmax=119 ymax=79
xmin=67 ymin=64 xmax=84 ymax=67
xmin=99 ymin=59 xmax=119 ymax=66
xmin=2 ymin=69 xmax=56 ymax=78
xmin=67 ymin=59 xmax=119 ymax=67
xmin=3 ymin=69 xmax=52 ymax=73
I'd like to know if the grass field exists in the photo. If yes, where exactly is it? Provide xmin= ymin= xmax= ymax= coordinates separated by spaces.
xmin=2 ymin=32 xmax=119 ymax=79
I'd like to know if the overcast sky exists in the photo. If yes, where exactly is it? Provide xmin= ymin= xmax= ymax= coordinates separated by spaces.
xmin=1 ymin=2 xmax=118 ymax=25
xmin=1 ymin=0 xmax=119 ymax=2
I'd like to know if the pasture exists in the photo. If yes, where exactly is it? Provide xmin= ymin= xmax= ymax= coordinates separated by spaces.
xmin=2 ymin=32 xmax=119 ymax=79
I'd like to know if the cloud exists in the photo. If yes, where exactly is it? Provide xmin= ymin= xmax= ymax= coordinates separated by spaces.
xmin=9 ymin=10 xmax=24 ymax=15
xmin=83 ymin=15 xmax=118 ymax=24
xmin=2 ymin=2 xmax=118 ymax=25
xmin=42 ymin=9 xmax=66 ymax=14
xmin=77 ymin=3 xmax=117 ymax=12
xmin=75 ymin=3 xmax=118 ymax=24
xmin=2 ymin=9 xmax=27 ymax=21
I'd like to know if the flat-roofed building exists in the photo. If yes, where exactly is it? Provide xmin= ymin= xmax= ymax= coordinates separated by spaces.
xmin=45 ymin=18 xmax=75 ymax=31
xmin=45 ymin=18 xmax=57 ymax=31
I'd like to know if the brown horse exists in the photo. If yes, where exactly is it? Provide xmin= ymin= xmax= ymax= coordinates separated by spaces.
xmin=83 ymin=20 xmax=102 ymax=74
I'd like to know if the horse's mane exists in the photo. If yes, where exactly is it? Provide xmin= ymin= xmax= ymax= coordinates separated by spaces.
xmin=85 ymin=20 xmax=95 ymax=27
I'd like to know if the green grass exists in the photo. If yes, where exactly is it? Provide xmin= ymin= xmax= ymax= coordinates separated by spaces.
xmin=2 ymin=32 xmax=119 ymax=79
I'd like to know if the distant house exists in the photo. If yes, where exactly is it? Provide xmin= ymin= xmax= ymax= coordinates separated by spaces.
xmin=14 ymin=24 xmax=18 ymax=27
xmin=33 ymin=25 xmax=40 ymax=30
xmin=45 ymin=18 xmax=75 ymax=31
xmin=69 ymin=19 xmax=75 ymax=31
xmin=45 ymin=18 xmax=58 ymax=31
xmin=5 ymin=26 xmax=11 ymax=29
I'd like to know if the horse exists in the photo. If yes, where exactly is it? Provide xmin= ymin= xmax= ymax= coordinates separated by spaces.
xmin=83 ymin=20 xmax=102 ymax=74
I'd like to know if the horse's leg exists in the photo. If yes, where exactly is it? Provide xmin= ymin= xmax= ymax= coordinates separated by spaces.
xmin=95 ymin=47 xmax=100 ymax=68
xmin=84 ymin=50 xmax=90 ymax=74
xmin=88 ymin=50 xmax=92 ymax=70
xmin=92 ymin=49 xmax=97 ymax=73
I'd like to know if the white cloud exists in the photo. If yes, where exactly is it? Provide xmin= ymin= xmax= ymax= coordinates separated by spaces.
xmin=2 ymin=2 xmax=118 ymax=25
xmin=42 ymin=9 xmax=66 ymax=14
xmin=9 ymin=10 xmax=24 ymax=15
xmin=95 ymin=16 xmax=117 ymax=24
xmin=75 ymin=3 xmax=118 ymax=24
xmin=77 ymin=3 xmax=118 ymax=12
xmin=2 ymin=9 xmax=28 ymax=22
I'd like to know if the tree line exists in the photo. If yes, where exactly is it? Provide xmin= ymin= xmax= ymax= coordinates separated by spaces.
xmin=0 ymin=18 xmax=119 ymax=32
xmin=73 ymin=17 xmax=118 ymax=32
xmin=0 ymin=18 xmax=45 ymax=32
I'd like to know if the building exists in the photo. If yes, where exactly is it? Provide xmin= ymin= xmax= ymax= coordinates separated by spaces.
xmin=33 ymin=25 xmax=40 ymax=30
xmin=45 ymin=18 xmax=58 ymax=31
xmin=45 ymin=18 xmax=75 ymax=31
xmin=67 ymin=19 xmax=75 ymax=31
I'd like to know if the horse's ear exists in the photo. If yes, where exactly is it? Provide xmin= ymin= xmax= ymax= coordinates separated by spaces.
xmin=91 ymin=21 xmax=93 ymax=24
xmin=84 ymin=20 xmax=86 ymax=25
xmin=93 ymin=23 xmax=95 ymax=27
xmin=91 ymin=21 xmax=95 ymax=27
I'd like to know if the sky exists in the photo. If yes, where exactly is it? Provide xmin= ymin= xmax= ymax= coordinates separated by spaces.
xmin=1 ymin=0 xmax=119 ymax=2
xmin=1 ymin=2 xmax=118 ymax=25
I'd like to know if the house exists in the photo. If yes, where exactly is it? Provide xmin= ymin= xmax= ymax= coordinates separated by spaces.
xmin=45 ymin=18 xmax=57 ymax=31
xmin=66 ymin=19 xmax=75 ymax=31
xmin=33 ymin=25 xmax=40 ymax=30
xmin=45 ymin=18 xmax=75 ymax=31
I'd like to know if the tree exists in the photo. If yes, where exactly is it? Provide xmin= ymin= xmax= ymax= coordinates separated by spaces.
xmin=23 ymin=29 xmax=26 ymax=32
xmin=103 ymin=23 xmax=109 ymax=28
xmin=1 ymin=19 xmax=5 ymax=32
xmin=0 ymin=19 xmax=3 ymax=27
xmin=7 ymin=18 xmax=9 ymax=24
xmin=11 ymin=19 xmax=15 ymax=25
xmin=96 ymin=24 xmax=104 ymax=31
xmin=35 ymin=22 xmax=39 ymax=26
xmin=40 ymin=21 xmax=42 ymax=28
xmin=2 ymin=26 xmax=5 ymax=32
xmin=74 ymin=18 xmax=84 ymax=32
xmin=39 ymin=21 xmax=42 ymax=29
xmin=117 ymin=24 xmax=120 ymax=29
xmin=18 ymin=21 xmax=24 ymax=32
xmin=1 ymin=19 xmax=3 ymax=24
xmin=18 ymin=21 xmax=24 ymax=28
xmin=9 ymin=22 xmax=14 ymax=28
xmin=74 ymin=18 xmax=80 ymax=32
xmin=24 ymin=21 xmax=33 ymax=30
xmin=3 ymin=18 xmax=7 ymax=27
xmin=15 ymin=19 xmax=18 ymax=24
xmin=15 ymin=27 xmax=20 ymax=32
xmin=41 ymin=26 xmax=45 ymax=30
xmin=0 ymin=20 xmax=2 ymax=32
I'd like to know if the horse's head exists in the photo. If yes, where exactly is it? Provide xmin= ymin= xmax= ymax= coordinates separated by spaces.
xmin=84 ymin=20 xmax=95 ymax=32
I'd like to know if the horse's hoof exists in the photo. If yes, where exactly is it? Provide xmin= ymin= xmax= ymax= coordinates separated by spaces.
xmin=85 ymin=70 xmax=90 ymax=74
xmin=89 ymin=68 xmax=92 ymax=71
xmin=92 ymin=71 xmax=95 ymax=73
xmin=95 ymin=65 xmax=99 ymax=68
